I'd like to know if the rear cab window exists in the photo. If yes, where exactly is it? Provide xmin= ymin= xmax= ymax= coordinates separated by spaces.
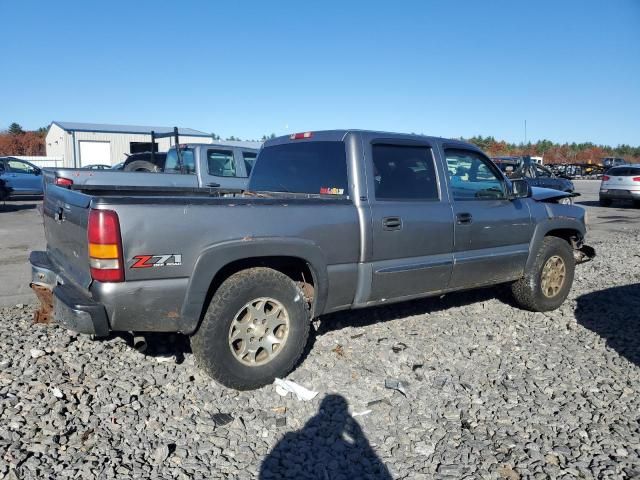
xmin=207 ymin=149 xmax=236 ymax=177
xmin=165 ymin=148 xmax=195 ymax=174
xmin=248 ymin=141 xmax=348 ymax=197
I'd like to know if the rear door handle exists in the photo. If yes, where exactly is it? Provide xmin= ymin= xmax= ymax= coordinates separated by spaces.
xmin=456 ymin=212 xmax=473 ymax=224
xmin=382 ymin=216 xmax=402 ymax=231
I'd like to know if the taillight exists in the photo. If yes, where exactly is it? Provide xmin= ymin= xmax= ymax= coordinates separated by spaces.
xmin=289 ymin=132 xmax=312 ymax=140
xmin=55 ymin=177 xmax=73 ymax=187
xmin=602 ymin=175 xmax=610 ymax=181
xmin=87 ymin=209 xmax=124 ymax=282
xmin=633 ymin=177 xmax=640 ymax=182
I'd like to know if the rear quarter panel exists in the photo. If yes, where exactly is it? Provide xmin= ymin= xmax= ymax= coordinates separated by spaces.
xmin=93 ymin=197 xmax=360 ymax=332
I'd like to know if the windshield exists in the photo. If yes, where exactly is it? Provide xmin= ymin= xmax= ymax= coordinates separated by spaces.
xmin=248 ymin=141 xmax=348 ymax=196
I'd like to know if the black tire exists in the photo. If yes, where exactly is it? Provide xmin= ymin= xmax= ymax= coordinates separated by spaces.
xmin=123 ymin=160 xmax=162 ymax=172
xmin=599 ymin=198 xmax=612 ymax=207
xmin=633 ymin=200 xmax=640 ymax=209
xmin=511 ymin=236 xmax=575 ymax=312
xmin=191 ymin=267 xmax=310 ymax=390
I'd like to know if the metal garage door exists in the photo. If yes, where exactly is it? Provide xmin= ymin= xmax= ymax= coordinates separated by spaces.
xmin=79 ymin=141 xmax=111 ymax=167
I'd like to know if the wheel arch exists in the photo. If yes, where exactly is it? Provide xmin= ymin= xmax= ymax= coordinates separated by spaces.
xmin=526 ymin=220 xmax=585 ymax=272
xmin=181 ymin=238 xmax=328 ymax=334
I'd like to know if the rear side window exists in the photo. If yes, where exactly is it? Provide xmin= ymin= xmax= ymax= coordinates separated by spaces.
xmin=207 ymin=149 xmax=236 ymax=177
xmin=249 ymin=142 xmax=348 ymax=196
xmin=372 ymin=144 xmax=438 ymax=200
xmin=165 ymin=149 xmax=195 ymax=174
xmin=242 ymin=151 xmax=257 ymax=176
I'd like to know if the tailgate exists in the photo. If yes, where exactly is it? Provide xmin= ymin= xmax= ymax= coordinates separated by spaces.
xmin=42 ymin=184 xmax=93 ymax=288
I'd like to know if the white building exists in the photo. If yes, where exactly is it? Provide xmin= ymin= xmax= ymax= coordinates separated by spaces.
xmin=45 ymin=121 xmax=212 ymax=167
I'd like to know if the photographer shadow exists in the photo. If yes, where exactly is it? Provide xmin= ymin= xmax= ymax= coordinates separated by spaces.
xmin=260 ymin=394 xmax=391 ymax=480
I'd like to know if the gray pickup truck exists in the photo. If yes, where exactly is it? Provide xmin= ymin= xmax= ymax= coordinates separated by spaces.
xmin=47 ymin=143 xmax=259 ymax=190
xmin=30 ymin=130 xmax=594 ymax=390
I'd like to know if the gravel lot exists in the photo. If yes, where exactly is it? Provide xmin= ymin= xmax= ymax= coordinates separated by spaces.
xmin=1 ymin=181 xmax=639 ymax=479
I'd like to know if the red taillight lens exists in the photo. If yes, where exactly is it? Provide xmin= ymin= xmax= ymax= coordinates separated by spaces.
xmin=55 ymin=177 xmax=73 ymax=187
xmin=289 ymin=132 xmax=313 ymax=140
xmin=633 ymin=177 xmax=640 ymax=182
xmin=87 ymin=209 xmax=124 ymax=282
xmin=602 ymin=175 xmax=610 ymax=181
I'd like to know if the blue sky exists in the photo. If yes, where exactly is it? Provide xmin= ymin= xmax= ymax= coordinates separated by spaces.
xmin=2 ymin=0 xmax=639 ymax=145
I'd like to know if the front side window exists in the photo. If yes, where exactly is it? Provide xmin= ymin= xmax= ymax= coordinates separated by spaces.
xmin=242 ymin=151 xmax=257 ymax=176
xmin=372 ymin=144 xmax=438 ymax=200
xmin=207 ymin=149 xmax=236 ymax=177
xmin=249 ymin=141 xmax=348 ymax=196
xmin=445 ymin=149 xmax=506 ymax=200
xmin=165 ymin=148 xmax=195 ymax=174
xmin=8 ymin=160 xmax=36 ymax=174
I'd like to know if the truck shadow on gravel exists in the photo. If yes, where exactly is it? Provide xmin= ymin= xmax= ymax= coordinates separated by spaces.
xmin=315 ymin=286 xmax=515 ymax=335
xmin=576 ymin=284 xmax=640 ymax=367
xmin=108 ymin=332 xmax=192 ymax=363
xmin=259 ymin=394 xmax=391 ymax=479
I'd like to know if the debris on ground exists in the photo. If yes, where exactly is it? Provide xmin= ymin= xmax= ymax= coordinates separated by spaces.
xmin=384 ymin=378 xmax=408 ymax=397
xmin=274 ymin=378 xmax=318 ymax=401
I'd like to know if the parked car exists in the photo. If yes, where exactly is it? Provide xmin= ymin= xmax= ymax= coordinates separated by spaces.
xmin=30 ymin=130 xmax=594 ymax=390
xmin=493 ymin=156 xmax=575 ymax=200
xmin=0 ymin=157 xmax=43 ymax=197
xmin=111 ymin=162 xmax=125 ymax=170
xmin=48 ymin=144 xmax=259 ymax=190
xmin=599 ymin=165 xmax=640 ymax=207
xmin=602 ymin=157 xmax=627 ymax=171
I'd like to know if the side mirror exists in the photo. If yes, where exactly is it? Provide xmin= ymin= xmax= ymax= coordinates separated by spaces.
xmin=34 ymin=168 xmax=42 ymax=176
xmin=510 ymin=179 xmax=531 ymax=200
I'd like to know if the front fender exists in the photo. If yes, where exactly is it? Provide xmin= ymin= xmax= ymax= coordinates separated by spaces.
xmin=526 ymin=211 xmax=587 ymax=272
xmin=180 ymin=237 xmax=328 ymax=334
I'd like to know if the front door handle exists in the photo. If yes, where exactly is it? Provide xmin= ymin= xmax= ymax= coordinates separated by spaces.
xmin=456 ymin=212 xmax=473 ymax=224
xmin=382 ymin=216 xmax=402 ymax=231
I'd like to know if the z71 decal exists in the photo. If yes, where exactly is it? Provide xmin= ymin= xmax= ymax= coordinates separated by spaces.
xmin=131 ymin=254 xmax=182 ymax=268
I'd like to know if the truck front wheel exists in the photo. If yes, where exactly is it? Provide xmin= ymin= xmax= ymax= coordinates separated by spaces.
xmin=511 ymin=236 xmax=575 ymax=312
xmin=191 ymin=267 xmax=310 ymax=390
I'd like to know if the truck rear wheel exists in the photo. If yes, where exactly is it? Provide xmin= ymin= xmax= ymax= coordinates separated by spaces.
xmin=511 ymin=236 xmax=575 ymax=312
xmin=191 ymin=267 xmax=310 ymax=390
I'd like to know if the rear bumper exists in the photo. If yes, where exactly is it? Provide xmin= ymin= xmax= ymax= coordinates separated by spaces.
xmin=29 ymin=251 xmax=110 ymax=337
xmin=599 ymin=189 xmax=640 ymax=200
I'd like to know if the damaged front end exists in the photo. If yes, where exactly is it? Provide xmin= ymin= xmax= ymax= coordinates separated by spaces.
xmin=573 ymin=242 xmax=596 ymax=264
xmin=530 ymin=186 xmax=579 ymax=204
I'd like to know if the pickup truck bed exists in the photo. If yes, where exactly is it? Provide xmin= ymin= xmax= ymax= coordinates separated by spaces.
xmin=30 ymin=129 xmax=594 ymax=390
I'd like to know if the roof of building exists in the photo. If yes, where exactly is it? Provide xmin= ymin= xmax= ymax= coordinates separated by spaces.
xmin=51 ymin=121 xmax=210 ymax=137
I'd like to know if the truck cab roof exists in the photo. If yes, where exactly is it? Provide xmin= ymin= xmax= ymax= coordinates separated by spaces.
xmin=263 ymin=129 xmax=479 ymax=151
